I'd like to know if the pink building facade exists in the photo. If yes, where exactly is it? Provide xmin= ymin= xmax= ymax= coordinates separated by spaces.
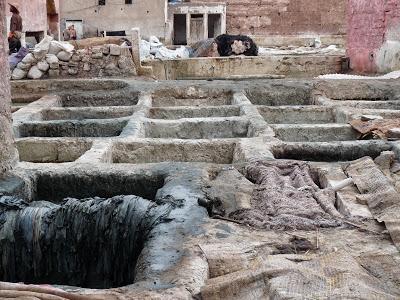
xmin=7 ymin=0 xmax=47 ymax=33
xmin=6 ymin=0 xmax=60 ymax=40
xmin=347 ymin=0 xmax=400 ymax=73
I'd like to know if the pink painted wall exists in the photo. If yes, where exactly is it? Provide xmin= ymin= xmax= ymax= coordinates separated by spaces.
xmin=6 ymin=0 xmax=47 ymax=33
xmin=347 ymin=0 xmax=400 ymax=73
xmin=192 ymin=0 xmax=347 ymax=36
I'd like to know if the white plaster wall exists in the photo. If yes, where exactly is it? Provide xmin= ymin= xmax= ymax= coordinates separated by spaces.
xmin=1 ymin=0 xmax=18 ymax=174
xmin=167 ymin=3 xmax=226 ymax=45
xmin=376 ymin=26 xmax=400 ymax=73
xmin=60 ymin=0 xmax=167 ymax=40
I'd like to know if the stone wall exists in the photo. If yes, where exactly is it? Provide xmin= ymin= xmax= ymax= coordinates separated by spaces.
xmin=11 ymin=43 xmax=137 ymax=80
xmin=0 ymin=0 xmax=18 ymax=175
xmin=347 ymin=0 xmax=400 ymax=73
xmin=191 ymin=0 xmax=347 ymax=36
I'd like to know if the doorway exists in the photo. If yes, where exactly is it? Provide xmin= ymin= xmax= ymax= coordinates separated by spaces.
xmin=208 ymin=14 xmax=221 ymax=38
xmin=173 ymin=14 xmax=187 ymax=45
xmin=65 ymin=20 xmax=83 ymax=40
xmin=189 ymin=14 xmax=204 ymax=44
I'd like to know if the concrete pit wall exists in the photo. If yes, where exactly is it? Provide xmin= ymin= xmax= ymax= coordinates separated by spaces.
xmin=143 ymin=55 xmax=345 ymax=80
xmin=347 ymin=0 xmax=400 ymax=73
xmin=0 ymin=0 xmax=18 ymax=175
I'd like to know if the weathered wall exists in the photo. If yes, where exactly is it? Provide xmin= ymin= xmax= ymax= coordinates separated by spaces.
xmin=47 ymin=0 xmax=60 ymax=39
xmin=191 ymin=0 xmax=347 ymax=36
xmin=347 ymin=0 xmax=400 ymax=73
xmin=6 ymin=0 xmax=47 ymax=33
xmin=11 ymin=44 xmax=137 ymax=80
xmin=375 ymin=0 xmax=400 ymax=73
xmin=143 ymin=55 xmax=345 ymax=80
xmin=60 ymin=0 xmax=167 ymax=40
xmin=167 ymin=3 xmax=226 ymax=45
xmin=1 ymin=0 xmax=18 ymax=175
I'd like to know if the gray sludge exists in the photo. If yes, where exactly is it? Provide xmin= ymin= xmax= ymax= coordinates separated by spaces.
xmin=0 ymin=195 xmax=171 ymax=289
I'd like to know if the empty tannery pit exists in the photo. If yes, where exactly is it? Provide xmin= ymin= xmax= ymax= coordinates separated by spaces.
xmin=144 ymin=119 xmax=251 ymax=139
xmin=2 ymin=78 xmax=400 ymax=299
xmin=258 ymin=106 xmax=336 ymax=124
xmin=17 ymin=119 xmax=129 ymax=138
xmin=112 ymin=141 xmax=237 ymax=164
xmin=271 ymin=124 xmax=360 ymax=142
xmin=60 ymin=90 xmax=140 ymax=107
xmin=41 ymin=107 xmax=136 ymax=121
xmin=149 ymin=106 xmax=241 ymax=119
xmin=151 ymin=88 xmax=234 ymax=107
xmin=17 ymin=139 xmax=92 ymax=163
xmin=272 ymin=141 xmax=393 ymax=162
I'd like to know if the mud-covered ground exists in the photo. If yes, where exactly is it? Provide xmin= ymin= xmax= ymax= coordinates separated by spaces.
xmin=0 ymin=78 xmax=399 ymax=299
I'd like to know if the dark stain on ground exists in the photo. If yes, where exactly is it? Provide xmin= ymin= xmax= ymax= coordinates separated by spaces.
xmin=273 ymin=236 xmax=315 ymax=254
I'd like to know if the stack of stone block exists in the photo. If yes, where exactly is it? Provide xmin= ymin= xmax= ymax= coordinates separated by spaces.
xmin=11 ymin=41 xmax=137 ymax=80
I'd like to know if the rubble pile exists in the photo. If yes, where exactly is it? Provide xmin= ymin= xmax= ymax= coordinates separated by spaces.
xmin=10 ymin=37 xmax=136 ymax=80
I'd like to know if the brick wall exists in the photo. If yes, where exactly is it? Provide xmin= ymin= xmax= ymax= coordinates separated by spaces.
xmin=347 ymin=0 xmax=400 ymax=73
xmin=191 ymin=0 xmax=347 ymax=36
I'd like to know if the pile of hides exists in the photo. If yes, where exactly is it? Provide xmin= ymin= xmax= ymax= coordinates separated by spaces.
xmin=139 ymin=34 xmax=259 ymax=60
xmin=199 ymin=246 xmax=400 ymax=299
xmin=350 ymin=119 xmax=400 ymax=140
xmin=345 ymin=157 xmax=400 ymax=250
xmin=214 ymin=34 xmax=258 ymax=57
xmin=0 ymin=195 xmax=170 ymax=288
xmin=190 ymin=38 xmax=219 ymax=58
xmin=230 ymin=161 xmax=341 ymax=230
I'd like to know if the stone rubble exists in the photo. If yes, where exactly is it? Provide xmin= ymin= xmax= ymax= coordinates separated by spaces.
xmin=11 ymin=37 xmax=137 ymax=80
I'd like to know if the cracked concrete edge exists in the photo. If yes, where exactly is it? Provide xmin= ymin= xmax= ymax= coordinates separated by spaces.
xmin=0 ymin=0 xmax=18 ymax=176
